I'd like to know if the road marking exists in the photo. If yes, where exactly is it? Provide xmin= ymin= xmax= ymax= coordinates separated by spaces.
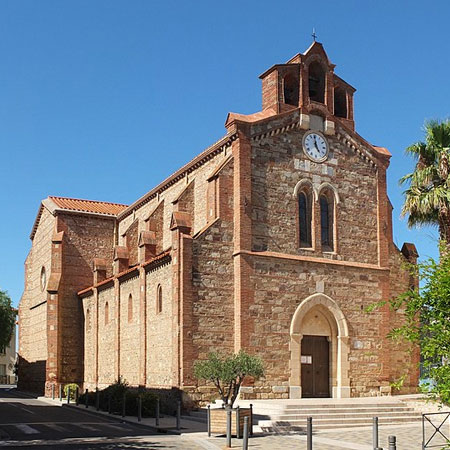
xmin=14 ymin=424 xmax=40 ymax=435
xmin=19 ymin=407 xmax=36 ymax=415
xmin=42 ymin=423 xmax=67 ymax=432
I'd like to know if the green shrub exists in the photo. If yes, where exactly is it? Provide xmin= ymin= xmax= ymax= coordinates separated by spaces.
xmin=77 ymin=378 xmax=158 ymax=417
xmin=64 ymin=383 xmax=79 ymax=400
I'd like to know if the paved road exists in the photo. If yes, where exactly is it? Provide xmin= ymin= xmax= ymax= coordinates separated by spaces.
xmin=0 ymin=388 xmax=208 ymax=449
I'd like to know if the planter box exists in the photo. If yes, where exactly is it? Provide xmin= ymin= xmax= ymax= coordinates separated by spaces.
xmin=209 ymin=407 xmax=252 ymax=436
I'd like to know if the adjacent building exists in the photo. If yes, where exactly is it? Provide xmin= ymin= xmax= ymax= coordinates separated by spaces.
xmin=19 ymin=42 xmax=419 ymax=401
xmin=1 ymin=325 xmax=17 ymax=385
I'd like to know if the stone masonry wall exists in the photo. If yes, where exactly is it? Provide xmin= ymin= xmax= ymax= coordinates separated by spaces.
xmin=58 ymin=214 xmax=115 ymax=385
xmin=251 ymin=123 xmax=378 ymax=264
xmin=246 ymin=256 xmax=408 ymax=398
xmin=119 ymin=274 xmax=140 ymax=386
xmin=18 ymin=207 xmax=54 ymax=393
xmin=82 ymin=293 xmax=95 ymax=387
xmin=118 ymin=151 xmax=233 ymax=251
xmin=146 ymin=262 xmax=173 ymax=387
xmin=97 ymin=285 xmax=116 ymax=387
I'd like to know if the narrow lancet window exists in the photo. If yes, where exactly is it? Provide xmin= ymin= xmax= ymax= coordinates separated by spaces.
xmin=320 ymin=194 xmax=334 ymax=251
xmin=128 ymin=294 xmax=133 ymax=323
xmin=105 ymin=302 xmax=109 ymax=325
xmin=157 ymin=285 xmax=162 ymax=314
xmin=299 ymin=191 xmax=312 ymax=248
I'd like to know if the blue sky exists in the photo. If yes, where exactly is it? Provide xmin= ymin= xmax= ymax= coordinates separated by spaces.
xmin=1 ymin=1 xmax=449 ymax=306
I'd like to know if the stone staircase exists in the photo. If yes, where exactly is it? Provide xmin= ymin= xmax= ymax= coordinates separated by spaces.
xmin=236 ymin=397 xmax=423 ymax=432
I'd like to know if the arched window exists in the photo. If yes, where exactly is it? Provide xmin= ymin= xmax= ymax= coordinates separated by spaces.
xmin=298 ymin=191 xmax=312 ymax=248
xmin=128 ymin=294 xmax=133 ymax=323
xmin=308 ymin=62 xmax=325 ymax=104
xmin=105 ymin=302 xmax=109 ymax=326
xmin=283 ymin=74 xmax=299 ymax=106
xmin=86 ymin=308 xmax=90 ymax=331
xmin=334 ymin=88 xmax=347 ymax=118
xmin=157 ymin=285 xmax=162 ymax=314
xmin=320 ymin=193 xmax=334 ymax=251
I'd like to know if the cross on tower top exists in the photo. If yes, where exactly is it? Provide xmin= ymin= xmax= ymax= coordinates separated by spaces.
xmin=312 ymin=28 xmax=317 ymax=42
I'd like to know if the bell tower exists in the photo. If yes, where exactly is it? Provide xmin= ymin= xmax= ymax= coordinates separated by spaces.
xmin=259 ymin=41 xmax=356 ymax=130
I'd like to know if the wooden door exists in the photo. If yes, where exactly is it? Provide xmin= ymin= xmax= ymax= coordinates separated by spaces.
xmin=301 ymin=335 xmax=330 ymax=398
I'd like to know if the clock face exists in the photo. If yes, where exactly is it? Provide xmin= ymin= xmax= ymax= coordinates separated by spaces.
xmin=302 ymin=131 xmax=329 ymax=162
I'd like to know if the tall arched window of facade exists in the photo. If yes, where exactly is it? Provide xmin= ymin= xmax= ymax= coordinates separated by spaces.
xmin=157 ymin=285 xmax=162 ymax=314
xmin=128 ymin=294 xmax=133 ymax=323
xmin=320 ymin=193 xmax=334 ymax=251
xmin=298 ymin=190 xmax=312 ymax=248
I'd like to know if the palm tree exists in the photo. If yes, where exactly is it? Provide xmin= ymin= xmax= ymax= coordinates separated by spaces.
xmin=400 ymin=119 xmax=450 ymax=243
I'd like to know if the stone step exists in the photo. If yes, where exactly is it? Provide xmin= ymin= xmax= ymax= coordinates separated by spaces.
xmin=258 ymin=414 xmax=422 ymax=430
xmin=267 ymin=410 xmax=418 ymax=420
xmin=252 ymin=406 xmax=414 ymax=414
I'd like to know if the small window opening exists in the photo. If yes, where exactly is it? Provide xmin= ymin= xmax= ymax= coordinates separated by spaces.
xmin=320 ymin=194 xmax=334 ymax=251
xmin=283 ymin=74 xmax=299 ymax=106
xmin=157 ymin=285 xmax=162 ymax=314
xmin=128 ymin=294 xmax=133 ymax=323
xmin=86 ymin=308 xmax=91 ymax=331
xmin=298 ymin=191 xmax=312 ymax=248
xmin=105 ymin=302 xmax=109 ymax=325
xmin=308 ymin=62 xmax=326 ymax=104
xmin=334 ymin=88 xmax=347 ymax=118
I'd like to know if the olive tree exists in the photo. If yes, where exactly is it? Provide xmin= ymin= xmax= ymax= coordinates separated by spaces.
xmin=194 ymin=350 xmax=264 ymax=408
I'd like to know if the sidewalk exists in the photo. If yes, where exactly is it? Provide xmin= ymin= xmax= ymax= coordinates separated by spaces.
xmin=35 ymin=396 xmax=443 ymax=449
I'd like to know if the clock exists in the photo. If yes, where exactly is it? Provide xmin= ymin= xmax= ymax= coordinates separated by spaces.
xmin=302 ymin=131 xmax=329 ymax=162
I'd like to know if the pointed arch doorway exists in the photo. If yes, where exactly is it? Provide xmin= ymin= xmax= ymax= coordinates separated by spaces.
xmin=289 ymin=293 xmax=351 ymax=398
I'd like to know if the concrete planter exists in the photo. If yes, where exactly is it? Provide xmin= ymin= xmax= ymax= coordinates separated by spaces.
xmin=209 ymin=407 xmax=252 ymax=437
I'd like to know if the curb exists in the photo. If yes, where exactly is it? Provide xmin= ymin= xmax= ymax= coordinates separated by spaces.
xmin=61 ymin=403 xmax=183 ymax=435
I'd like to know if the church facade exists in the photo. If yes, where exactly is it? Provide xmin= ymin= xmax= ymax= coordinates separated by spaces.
xmin=19 ymin=42 xmax=419 ymax=401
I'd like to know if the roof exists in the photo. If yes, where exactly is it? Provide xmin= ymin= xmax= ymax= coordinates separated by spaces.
xmin=30 ymin=197 xmax=128 ymax=240
xmin=49 ymin=196 xmax=128 ymax=216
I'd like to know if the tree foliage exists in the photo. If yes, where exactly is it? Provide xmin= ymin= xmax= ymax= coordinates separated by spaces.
xmin=382 ymin=245 xmax=450 ymax=404
xmin=400 ymin=119 xmax=450 ymax=242
xmin=193 ymin=350 xmax=264 ymax=408
xmin=0 ymin=289 xmax=16 ymax=350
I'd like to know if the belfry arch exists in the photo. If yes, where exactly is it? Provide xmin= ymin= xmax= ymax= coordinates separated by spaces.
xmin=289 ymin=293 xmax=350 ymax=398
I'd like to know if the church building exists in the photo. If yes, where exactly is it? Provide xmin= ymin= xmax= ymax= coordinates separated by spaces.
xmin=19 ymin=42 xmax=419 ymax=400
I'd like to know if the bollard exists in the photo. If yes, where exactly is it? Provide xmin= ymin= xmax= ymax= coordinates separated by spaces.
xmin=156 ymin=398 xmax=160 ymax=427
xmin=307 ymin=416 xmax=313 ymax=450
xmin=242 ymin=416 xmax=249 ymax=450
xmin=176 ymin=400 xmax=181 ymax=430
xmin=249 ymin=403 xmax=253 ymax=437
xmin=373 ymin=416 xmax=379 ymax=449
xmin=67 ymin=387 xmax=71 ymax=404
xmin=207 ymin=405 xmax=210 ymax=437
xmin=388 ymin=435 xmax=396 ymax=450
xmin=75 ymin=387 xmax=79 ymax=406
xmin=84 ymin=389 xmax=89 ymax=409
xmin=108 ymin=393 xmax=112 ymax=414
xmin=59 ymin=384 xmax=63 ymax=401
xmin=226 ymin=408 xmax=232 ymax=448
xmin=51 ymin=384 xmax=55 ymax=400
xmin=122 ymin=392 xmax=126 ymax=418
xmin=137 ymin=395 xmax=142 ymax=422
xmin=236 ymin=406 xmax=240 ymax=439
xmin=95 ymin=388 xmax=99 ymax=411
